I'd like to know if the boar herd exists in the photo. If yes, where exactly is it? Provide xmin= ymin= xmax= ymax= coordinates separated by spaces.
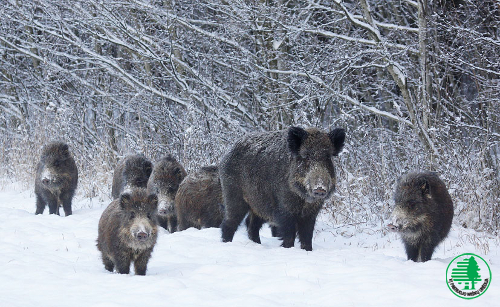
xmin=34 ymin=126 xmax=454 ymax=275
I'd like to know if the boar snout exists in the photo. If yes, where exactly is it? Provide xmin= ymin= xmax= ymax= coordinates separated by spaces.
xmin=136 ymin=231 xmax=149 ymax=241
xmin=312 ymin=187 xmax=328 ymax=198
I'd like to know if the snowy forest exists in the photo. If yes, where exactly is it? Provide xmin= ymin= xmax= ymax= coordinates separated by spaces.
xmin=0 ymin=0 xmax=498 ymax=233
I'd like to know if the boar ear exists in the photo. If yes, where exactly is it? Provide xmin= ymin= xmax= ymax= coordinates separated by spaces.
xmin=180 ymin=166 xmax=187 ymax=178
xmin=119 ymin=193 xmax=132 ymax=210
xmin=421 ymin=179 xmax=431 ymax=198
xmin=148 ymin=194 xmax=158 ymax=209
xmin=174 ymin=167 xmax=186 ymax=180
xmin=144 ymin=161 xmax=153 ymax=177
xmin=164 ymin=154 xmax=176 ymax=162
xmin=288 ymin=126 xmax=308 ymax=155
xmin=329 ymin=128 xmax=345 ymax=156
xmin=61 ymin=143 xmax=69 ymax=156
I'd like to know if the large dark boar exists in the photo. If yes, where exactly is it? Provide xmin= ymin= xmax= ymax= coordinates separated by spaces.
xmin=111 ymin=154 xmax=153 ymax=199
xmin=220 ymin=126 xmax=345 ymax=251
xmin=176 ymin=166 xmax=224 ymax=231
xmin=97 ymin=188 xmax=158 ymax=275
xmin=388 ymin=172 xmax=454 ymax=262
xmin=146 ymin=155 xmax=187 ymax=233
xmin=35 ymin=142 xmax=78 ymax=216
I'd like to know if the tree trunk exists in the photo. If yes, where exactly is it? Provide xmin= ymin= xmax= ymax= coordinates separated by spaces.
xmin=418 ymin=0 xmax=431 ymax=130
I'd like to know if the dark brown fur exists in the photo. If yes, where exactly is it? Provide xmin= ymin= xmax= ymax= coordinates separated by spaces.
xmin=389 ymin=172 xmax=454 ymax=262
xmin=111 ymin=155 xmax=153 ymax=199
xmin=176 ymin=166 xmax=224 ymax=231
xmin=35 ymin=142 xmax=78 ymax=216
xmin=220 ymin=126 xmax=345 ymax=251
xmin=146 ymin=155 xmax=186 ymax=233
xmin=97 ymin=188 xmax=158 ymax=275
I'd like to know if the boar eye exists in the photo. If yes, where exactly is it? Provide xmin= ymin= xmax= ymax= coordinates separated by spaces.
xmin=130 ymin=211 xmax=136 ymax=219
xmin=167 ymin=187 xmax=176 ymax=194
xmin=147 ymin=213 xmax=153 ymax=220
xmin=408 ymin=200 xmax=418 ymax=208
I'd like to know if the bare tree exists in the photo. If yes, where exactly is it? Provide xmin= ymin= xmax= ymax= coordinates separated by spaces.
xmin=0 ymin=0 xmax=498 ymax=232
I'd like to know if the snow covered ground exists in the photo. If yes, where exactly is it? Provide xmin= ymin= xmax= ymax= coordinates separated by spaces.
xmin=0 ymin=184 xmax=498 ymax=307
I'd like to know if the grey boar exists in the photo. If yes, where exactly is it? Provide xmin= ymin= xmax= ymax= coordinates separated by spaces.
xmin=220 ymin=126 xmax=345 ymax=251
xmin=176 ymin=166 xmax=224 ymax=231
xmin=388 ymin=172 xmax=454 ymax=262
xmin=97 ymin=188 xmax=158 ymax=275
xmin=146 ymin=155 xmax=187 ymax=232
xmin=35 ymin=142 xmax=78 ymax=216
xmin=111 ymin=154 xmax=153 ymax=199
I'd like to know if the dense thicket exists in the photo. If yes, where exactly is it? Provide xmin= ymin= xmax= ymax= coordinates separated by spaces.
xmin=1 ymin=0 xmax=498 ymax=233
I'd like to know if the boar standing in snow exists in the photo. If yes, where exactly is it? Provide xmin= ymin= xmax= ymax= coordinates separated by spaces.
xmin=146 ymin=155 xmax=186 ymax=232
xmin=97 ymin=188 xmax=158 ymax=275
xmin=35 ymin=141 xmax=78 ymax=216
xmin=111 ymin=154 xmax=153 ymax=199
xmin=388 ymin=172 xmax=454 ymax=262
xmin=175 ymin=165 xmax=224 ymax=231
xmin=220 ymin=126 xmax=345 ymax=251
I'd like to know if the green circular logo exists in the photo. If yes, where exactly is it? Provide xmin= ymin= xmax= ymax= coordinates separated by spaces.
xmin=446 ymin=253 xmax=492 ymax=299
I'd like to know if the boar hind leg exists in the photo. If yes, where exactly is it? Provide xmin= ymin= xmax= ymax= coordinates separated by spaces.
xmin=35 ymin=194 xmax=46 ymax=215
xmin=221 ymin=190 xmax=249 ymax=243
xmin=246 ymin=211 xmax=264 ymax=244
xmin=102 ymin=255 xmax=115 ymax=272
xmin=270 ymin=226 xmax=279 ymax=237
xmin=418 ymin=242 xmax=436 ymax=262
xmin=46 ymin=193 xmax=60 ymax=215
xmin=61 ymin=193 xmax=73 ymax=216
xmin=177 ymin=215 xmax=189 ymax=232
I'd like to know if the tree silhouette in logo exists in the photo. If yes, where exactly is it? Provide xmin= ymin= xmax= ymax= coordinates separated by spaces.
xmin=451 ymin=256 xmax=482 ymax=290
xmin=466 ymin=256 xmax=481 ymax=290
